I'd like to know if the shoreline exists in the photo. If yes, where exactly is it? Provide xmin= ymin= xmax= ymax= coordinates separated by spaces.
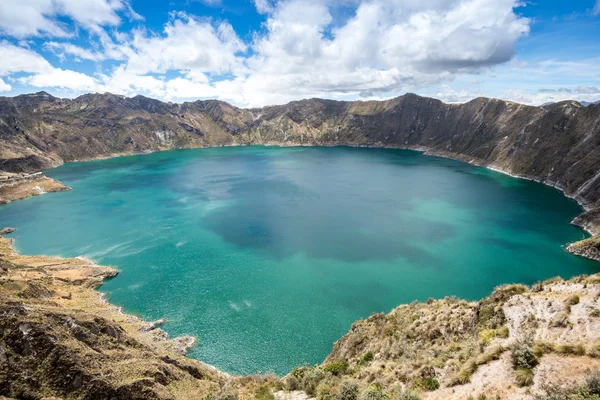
xmin=2 ymin=142 xmax=597 ymax=258
xmin=3 ymin=145 xmax=600 ymax=398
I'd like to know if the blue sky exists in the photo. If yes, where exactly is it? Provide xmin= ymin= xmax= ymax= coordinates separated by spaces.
xmin=0 ymin=0 xmax=599 ymax=106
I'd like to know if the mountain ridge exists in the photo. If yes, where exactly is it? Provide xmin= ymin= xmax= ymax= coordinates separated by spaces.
xmin=1 ymin=90 xmax=600 ymax=250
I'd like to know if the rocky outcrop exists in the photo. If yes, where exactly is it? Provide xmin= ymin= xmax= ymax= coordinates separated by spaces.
xmin=567 ymin=236 xmax=600 ymax=261
xmin=0 ymin=173 xmax=70 ymax=204
xmin=0 ymin=227 xmax=15 ymax=236
xmin=0 ymin=236 xmax=231 ymax=399
xmin=282 ymin=276 xmax=600 ymax=400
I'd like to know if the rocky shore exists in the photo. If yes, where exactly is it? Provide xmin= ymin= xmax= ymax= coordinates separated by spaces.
xmin=0 ymin=172 xmax=70 ymax=205
xmin=3 ymin=225 xmax=600 ymax=399
xmin=0 ymin=229 xmax=232 ymax=399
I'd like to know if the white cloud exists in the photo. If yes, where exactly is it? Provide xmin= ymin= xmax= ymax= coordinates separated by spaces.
xmin=225 ymin=0 xmax=531 ymax=105
xmin=0 ymin=78 xmax=12 ymax=92
xmin=594 ymin=0 xmax=600 ymax=16
xmin=19 ymin=68 xmax=98 ymax=91
xmin=0 ymin=41 xmax=99 ymax=93
xmin=0 ymin=0 xmax=133 ymax=38
xmin=0 ymin=41 xmax=52 ymax=75
xmin=0 ymin=0 xmax=538 ymax=106
xmin=254 ymin=0 xmax=275 ymax=14
xmin=44 ymin=41 xmax=106 ymax=61
xmin=118 ymin=13 xmax=246 ymax=76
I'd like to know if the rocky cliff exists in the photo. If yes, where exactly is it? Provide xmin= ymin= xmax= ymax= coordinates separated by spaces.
xmin=1 ymin=92 xmax=600 ymax=210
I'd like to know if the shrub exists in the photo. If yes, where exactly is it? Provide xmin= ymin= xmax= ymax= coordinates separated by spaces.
xmin=589 ymin=343 xmax=600 ymax=358
xmin=316 ymin=382 xmax=336 ymax=400
xmin=590 ymin=307 xmax=600 ymax=317
xmin=393 ymin=389 xmax=421 ymax=400
xmin=565 ymin=294 xmax=580 ymax=306
xmin=511 ymin=337 xmax=538 ymax=370
xmin=582 ymin=369 xmax=600 ymax=395
xmin=535 ymin=369 xmax=600 ymax=399
xmin=551 ymin=311 xmax=570 ymax=327
xmin=497 ymin=326 xmax=510 ymax=338
xmin=284 ymin=375 xmax=299 ymax=391
xmin=324 ymin=361 xmax=349 ymax=376
xmin=339 ymin=380 xmax=359 ymax=400
xmin=490 ymin=284 xmax=528 ymax=302
xmin=479 ymin=329 xmax=497 ymax=345
xmin=205 ymin=391 xmax=238 ymax=400
xmin=415 ymin=377 xmax=439 ymax=391
xmin=448 ymin=360 xmax=478 ymax=386
xmin=515 ymin=368 xmax=534 ymax=387
xmin=302 ymin=368 xmax=325 ymax=396
xmin=358 ymin=386 xmax=388 ymax=400
xmin=255 ymin=386 xmax=274 ymax=400
xmin=360 ymin=352 xmax=374 ymax=365
xmin=554 ymin=343 xmax=585 ymax=356
xmin=476 ymin=345 xmax=505 ymax=365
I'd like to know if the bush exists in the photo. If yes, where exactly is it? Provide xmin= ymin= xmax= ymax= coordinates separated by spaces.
xmin=254 ymin=386 xmax=274 ymax=400
xmin=358 ymin=386 xmax=388 ymax=400
xmin=448 ymin=360 xmax=478 ymax=386
xmin=565 ymin=294 xmax=580 ymax=306
xmin=415 ymin=377 xmax=439 ymax=391
xmin=339 ymin=380 xmax=359 ymax=400
xmin=589 ymin=343 xmax=600 ymax=358
xmin=554 ymin=343 xmax=585 ymax=356
xmin=360 ymin=352 xmax=374 ymax=365
xmin=511 ymin=337 xmax=538 ymax=370
xmin=316 ymin=382 xmax=336 ymax=400
xmin=284 ymin=375 xmax=299 ymax=391
xmin=497 ymin=326 xmax=510 ymax=338
xmin=475 ymin=345 xmax=505 ymax=365
xmin=515 ymin=368 xmax=534 ymax=387
xmin=324 ymin=361 xmax=349 ymax=376
xmin=479 ymin=329 xmax=497 ymax=345
xmin=393 ymin=389 xmax=421 ymax=400
xmin=302 ymin=368 xmax=326 ymax=396
xmin=535 ymin=369 xmax=600 ymax=399
xmin=582 ymin=369 xmax=600 ymax=395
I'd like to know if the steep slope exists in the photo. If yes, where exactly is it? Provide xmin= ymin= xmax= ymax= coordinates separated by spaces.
xmin=278 ymin=276 xmax=600 ymax=400
xmin=1 ymin=93 xmax=599 ymax=210
xmin=0 ymin=232 xmax=283 ymax=400
xmin=3 ymin=91 xmax=600 ymax=258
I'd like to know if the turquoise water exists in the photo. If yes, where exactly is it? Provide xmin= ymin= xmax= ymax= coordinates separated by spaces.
xmin=0 ymin=146 xmax=597 ymax=375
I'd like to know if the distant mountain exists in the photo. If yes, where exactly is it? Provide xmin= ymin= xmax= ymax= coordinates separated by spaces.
xmin=581 ymin=100 xmax=600 ymax=107
xmin=542 ymin=100 xmax=599 ymax=107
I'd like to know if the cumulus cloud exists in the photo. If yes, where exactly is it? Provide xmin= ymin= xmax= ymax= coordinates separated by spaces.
xmin=217 ymin=0 xmax=530 ymax=105
xmin=0 ymin=78 xmax=12 ymax=92
xmin=19 ymin=68 xmax=98 ymax=91
xmin=119 ymin=12 xmax=246 ymax=76
xmin=0 ymin=41 xmax=52 ymax=75
xmin=0 ymin=0 xmax=134 ymax=38
xmin=44 ymin=41 xmax=106 ymax=61
xmin=0 ymin=0 xmax=536 ymax=106
xmin=0 ymin=41 xmax=99 ymax=93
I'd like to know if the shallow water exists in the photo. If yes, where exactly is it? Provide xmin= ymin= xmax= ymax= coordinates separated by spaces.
xmin=0 ymin=146 xmax=597 ymax=374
